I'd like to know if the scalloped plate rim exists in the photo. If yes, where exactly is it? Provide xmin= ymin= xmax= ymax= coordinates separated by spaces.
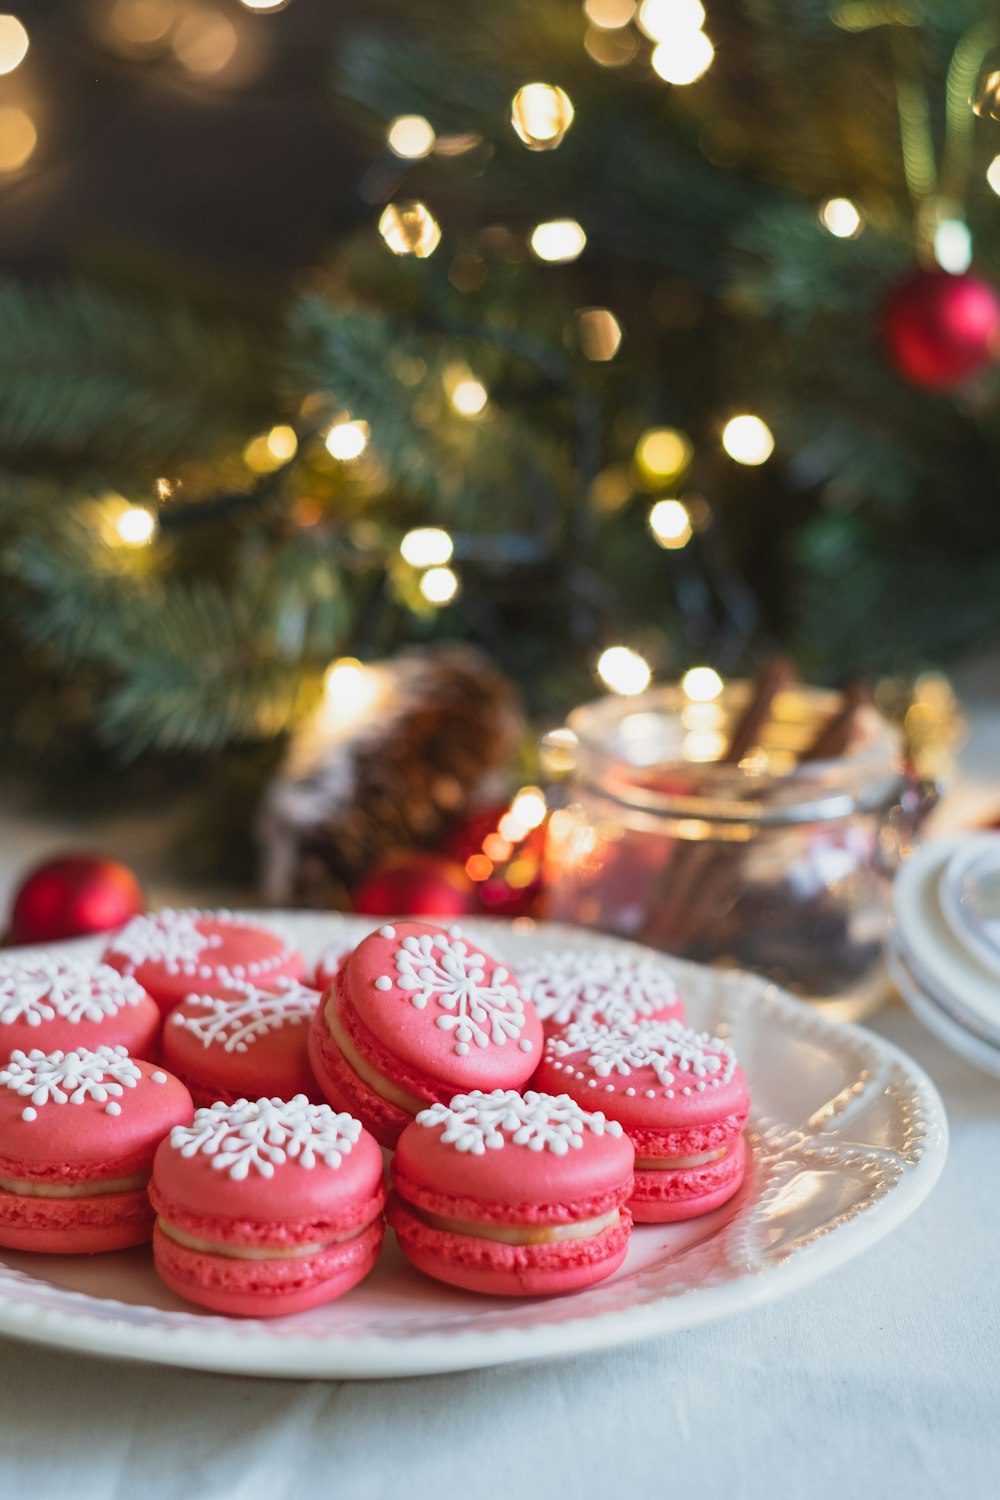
xmin=0 ymin=914 xmax=949 ymax=1380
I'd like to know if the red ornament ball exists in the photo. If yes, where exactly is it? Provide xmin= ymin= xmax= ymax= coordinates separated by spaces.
xmin=9 ymin=853 xmax=145 ymax=946
xmin=352 ymin=851 xmax=478 ymax=919
xmin=883 ymin=269 xmax=1000 ymax=390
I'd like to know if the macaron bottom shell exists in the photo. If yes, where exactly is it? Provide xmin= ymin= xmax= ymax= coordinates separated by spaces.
xmin=308 ymin=1008 xmax=414 ymax=1148
xmin=629 ymin=1134 xmax=747 ymax=1224
xmin=152 ymin=1217 xmax=385 ymax=1317
xmin=0 ymin=1183 xmax=155 ymax=1254
xmin=387 ymin=1194 xmax=632 ymax=1297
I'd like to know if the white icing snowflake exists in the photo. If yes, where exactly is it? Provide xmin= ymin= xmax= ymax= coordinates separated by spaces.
xmin=383 ymin=932 xmax=531 ymax=1056
xmin=0 ymin=1044 xmax=143 ymax=1110
xmin=0 ymin=957 xmax=147 ymax=1027
xmin=170 ymin=1095 xmax=361 ymax=1180
xmin=416 ymin=1089 xmax=623 ymax=1156
xmin=516 ymin=948 xmax=680 ymax=1029
xmin=108 ymin=909 xmax=220 ymax=969
xmin=171 ymin=979 xmax=318 ymax=1053
xmin=550 ymin=1018 xmax=735 ymax=1090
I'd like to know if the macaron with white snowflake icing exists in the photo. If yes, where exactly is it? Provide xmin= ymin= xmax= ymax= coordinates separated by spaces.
xmin=150 ymin=1095 xmax=385 ymax=1317
xmin=308 ymin=921 xmax=544 ymax=1148
xmin=0 ymin=1044 xmax=192 ymax=1253
xmin=162 ymin=978 xmax=322 ymax=1109
xmin=516 ymin=946 xmax=685 ymax=1038
xmin=388 ymin=1088 xmax=634 ymax=1296
xmin=534 ymin=1018 xmax=750 ymax=1223
xmin=0 ymin=955 xmax=161 ymax=1064
xmin=102 ymin=908 xmax=304 ymax=1019
xmin=312 ymin=941 xmax=358 ymax=994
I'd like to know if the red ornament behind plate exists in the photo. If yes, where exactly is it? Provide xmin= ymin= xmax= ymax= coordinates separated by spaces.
xmin=883 ymin=269 xmax=1000 ymax=390
xmin=9 ymin=854 xmax=144 ymax=946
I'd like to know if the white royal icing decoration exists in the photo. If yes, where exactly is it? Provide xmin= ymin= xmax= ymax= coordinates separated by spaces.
xmin=516 ymin=948 xmax=680 ymax=1030
xmin=0 ymin=1044 xmax=143 ymax=1113
xmin=379 ymin=932 xmax=531 ymax=1057
xmin=0 ymin=957 xmax=148 ymax=1028
xmin=169 ymin=1095 xmax=361 ymax=1180
xmin=416 ymin=1089 xmax=623 ymax=1156
xmin=548 ymin=1018 xmax=736 ymax=1095
xmin=171 ymin=980 xmax=318 ymax=1053
xmin=108 ymin=908 xmax=292 ymax=982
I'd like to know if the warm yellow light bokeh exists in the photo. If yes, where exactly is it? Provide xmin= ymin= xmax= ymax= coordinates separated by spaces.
xmin=577 ymin=307 xmax=622 ymax=361
xmin=266 ymin=424 xmax=297 ymax=461
xmin=649 ymin=498 xmax=692 ymax=548
xmin=387 ymin=115 xmax=436 ymax=159
xmin=172 ymin=10 xmax=238 ymax=74
xmin=819 ymin=197 xmax=862 ymax=238
xmin=510 ymin=83 xmax=574 ymax=151
xmin=584 ymin=0 xmax=637 ymax=29
xmin=651 ymin=30 xmax=714 ymax=85
xmin=450 ymin=378 xmax=488 ymax=417
xmin=325 ymin=420 xmax=370 ymax=461
xmin=0 ymin=14 xmax=28 ymax=75
xmin=400 ymin=527 xmax=454 ymax=567
xmin=637 ymin=0 xmax=705 ymax=41
xmin=635 ymin=426 xmax=693 ymax=481
xmin=0 ymin=106 xmax=35 ymax=170
xmin=681 ymin=665 xmax=723 ymax=702
xmin=419 ymin=565 xmax=459 ymax=604
xmin=115 ymin=506 xmax=157 ymax=546
xmin=597 ymin=646 xmax=652 ymax=696
xmin=722 ymin=414 xmax=774 ymax=465
xmin=378 ymin=201 xmax=441 ymax=257
xmin=530 ymin=219 xmax=587 ymax=263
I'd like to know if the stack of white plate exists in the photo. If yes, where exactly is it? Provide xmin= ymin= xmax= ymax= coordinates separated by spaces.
xmin=890 ymin=834 xmax=1000 ymax=1077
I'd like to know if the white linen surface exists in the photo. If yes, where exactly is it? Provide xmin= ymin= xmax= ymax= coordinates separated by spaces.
xmin=1 ymin=1003 xmax=997 ymax=1500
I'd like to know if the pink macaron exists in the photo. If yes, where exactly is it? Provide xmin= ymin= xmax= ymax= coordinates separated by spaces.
xmin=309 ymin=921 xmax=543 ymax=1148
xmin=389 ymin=1088 xmax=634 ymax=1296
xmin=312 ymin=942 xmax=358 ymax=993
xmin=534 ymin=1018 xmax=749 ymax=1223
xmin=516 ymin=947 xmax=685 ymax=1037
xmin=0 ymin=955 xmax=161 ymax=1064
xmin=0 ymin=1044 xmax=193 ymax=1253
xmin=103 ymin=908 xmax=304 ymax=1019
xmin=150 ymin=1095 xmax=386 ymax=1317
xmin=161 ymin=978 xmax=322 ymax=1108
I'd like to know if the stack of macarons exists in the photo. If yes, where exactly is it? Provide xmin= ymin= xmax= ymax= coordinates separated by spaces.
xmin=0 ymin=909 xmax=752 ymax=1314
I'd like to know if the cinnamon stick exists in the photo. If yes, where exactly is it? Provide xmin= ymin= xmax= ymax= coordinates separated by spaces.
xmin=799 ymin=682 xmax=870 ymax=762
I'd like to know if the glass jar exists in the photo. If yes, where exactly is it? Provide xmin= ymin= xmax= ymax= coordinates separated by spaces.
xmin=542 ymin=682 xmax=928 ymax=1021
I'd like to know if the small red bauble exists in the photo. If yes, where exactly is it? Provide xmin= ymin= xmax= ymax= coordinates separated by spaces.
xmin=883 ymin=269 xmax=1000 ymax=390
xmin=9 ymin=853 xmax=145 ymax=946
xmin=352 ymin=852 xmax=478 ymax=919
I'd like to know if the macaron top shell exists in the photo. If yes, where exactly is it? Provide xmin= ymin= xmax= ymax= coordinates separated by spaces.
xmin=343 ymin=922 xmax=543 ymax=1091
xmin=0 ymin=1045 xmax=192 ymax=1178
xmin=153 ymin=1095 xmax=384 ymax=1224
xmin=163 ymin=979 xmax=320 ymax=1097
xmin=537 ymin=1018 xmax=749 ymax=1129
xmin=0 ymin=955 xmax=159 ymax=1059
xmin=103 ymin=908 xmax=303 ymax=1008
xmin=393 ymin=1088 xmax=634 ymax=1213
xmin=516 ymin=948 xmax=684 ymax=1032
xmin=313 ymin=943 xmax=357 ymax=994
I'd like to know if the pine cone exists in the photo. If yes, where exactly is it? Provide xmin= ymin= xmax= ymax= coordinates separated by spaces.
xmin=258 ymin=646 xmax=524 ymax=906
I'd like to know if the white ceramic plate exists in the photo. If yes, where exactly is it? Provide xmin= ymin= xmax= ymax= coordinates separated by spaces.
xmin=939 ymin=834 xmax=1000 ymax=981
xmin=0 ymin=914 xmax=947 ymax=1380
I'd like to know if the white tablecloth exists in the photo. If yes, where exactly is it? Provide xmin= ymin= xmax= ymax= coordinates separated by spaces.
xmin=1 ymin=1000 xmax=997 ymax=1500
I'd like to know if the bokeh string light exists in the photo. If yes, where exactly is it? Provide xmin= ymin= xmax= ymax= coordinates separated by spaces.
xmin=387 ymin=115 xmax=436 ymax=159
xmin=510 ymin=83 xmax=575 ymax=151
xmin=0 ymin=14 xmax=28 ymax=75
xmin=576 ymin=307 xmax=622 ymax=360
xmin=378 ymin=201 xmax=441 ymax=257
xmin=114 ymin=506 xmax=158 ymax=547
xmin=635 ymin=427 xmax=693 ymax=484
xmin=400 ymin=527 xmax=454 ymax=567
xmin=721 ymin=414 xmax=774 ymax=465
xmin=819 ymin=197 xmax=863 ymax=238
xmin=651 ymin=31 xmax=714 ymax=85
xmin=529 ymin=219 xmax=587 ymax=262
xmin=583 ymin=0 xmax=637 ymax=28
xmin=649 ymin=498 xmax=692 ymax=548
xmin=0 ymin=106 xmax=35 ymax=170
xmin=681 ymin=665 xmax=723 ymax=701
xmin=419 ymin=565 xmax=460 ymax=604
xmin=324 ymin=419 xmax=370 ymax=461
xmin=597 ymin=645 xmax=652 ymax=695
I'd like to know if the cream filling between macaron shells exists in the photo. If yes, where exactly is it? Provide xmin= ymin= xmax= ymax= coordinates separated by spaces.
xmin=326 ymin=1000 xmax=427 ymax=1116
xmin=0 ymin=1171 xmax=149 ymax=1199
xmin=633 ymin=1147 xmax=728 ymax=1170
xmin=404 ymin=1203 xmax=622 ymax=1247
xmin=156 ymin=1216 xmax=374 ymax=1261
